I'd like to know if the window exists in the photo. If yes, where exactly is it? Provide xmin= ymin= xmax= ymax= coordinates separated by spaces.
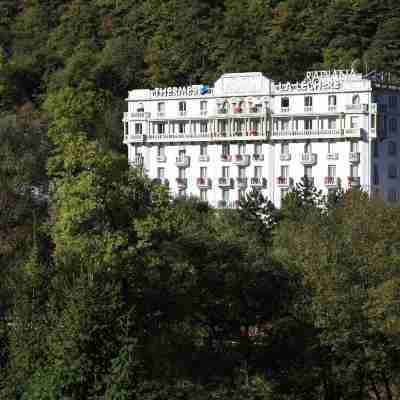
xmin=156 ymin=123 xmax=165 ymax=134
xmin=179 ymin=101 xmax=186 ymax=113
xmin=178 ymin=167 xmax=186 ymax=179
xmin=157 ymin=102 xmax=165 ymax=114
xmin=281 ymin=142 xmax=289 ymax=154
xmin=371 ymin=114 xmax=376 ymax=129
xmin=135 ymin=123 xmax=142 ymax=135
xmin=328 ymin=165 xmax=336 ymax=178
xmin=388 ymin=189 xmax=397 ymax=203
xmin=157 ymin=145 xmax=165 ymax=157
xmin=222 ymin=189 xmax=230 ymax=202
xmin=281 ymin=165 xmax=289 ymax=177
xmin=350 ymin=141 xmax=359 ymax=153
xmin=304 ymin=96 xmax=313 ymax=107
xmin=389 ymin=118 xmax=397 ymax=132
xmin=388 ymin=141 xmax=397 ymax=156
xmin=254 ymin=166 xmax=262 ymax=178
xmin=352 ymin=95 xmax=360 ymax=105
xmin=200 ymin=143 xmax=208 ymax=156
xmin=281 ymin=119 xmax=289 ymax=131
xmin=200 ymin=189 xmax=208 ymax=202
xmin=389 ymin=96 xmax=398 ymax=109
xmin=350 ymin=164 xmax=358 ymax=178
xmin=328 ymin=141 xmax=335 ymax=154
xmin=157 ymin=167 xmax=165 ymax=179
xmin=350 ymin=116 xmax=359 ymax=128
xmin=254 ymin=143 xmax=262 ymax=155
xmin=238 ymin=143 xmax=246 ymax=154
xmin=281 ymin=97 xmax=289 ymax=110
xmin=328 ymin=118 xmax=337 ymax=130
xmin=305 ymin=119 xmax=313 ymax=130
xmin=304 ymin=142 xmax=311 ymax=153
xmin=137 ymin=102 xmax=144 ymax=112
xmin=222 ymin=166 xmax=230 ymax=178
xmin=200 ymin=121 xmax=208 ymax=133
xmin=281 ymin=188 xmax=289 ymax=199
xmin=328 ymin=95 xmax=337 ymax=106
xmin=200 ymin=101 xmax=207 ymax=114
xmin=238 ymin=166 xmax=246 ymax=179
xmin=200 ymin=167 xmax=207 ymax=178
xmin=304 ymin=166 xmax=312 ymax=178
xmin=222 ymin=143 xmax=230 ymax=156
xmin=388 ymin=164 xmax=397 ymax=179
xmin=320 ymin=119 xmax=324 ymax=130
xmin=238 ymin=189 xmax=246 ymax=201
xmin=178 ymin=123 xmax=185 ymax=134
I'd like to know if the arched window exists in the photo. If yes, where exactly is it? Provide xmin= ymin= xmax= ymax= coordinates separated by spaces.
xmin=352 ymin=95 xmax=360 ymax=105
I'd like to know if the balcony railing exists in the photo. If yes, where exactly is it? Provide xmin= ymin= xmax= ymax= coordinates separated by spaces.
xmin=281 ymin=107 xmax=289 ymax=113
xmin=129 ymin=112 xmax=151 ymax=119
xmin=344 ymin=128 xmax=362 ymax=138
xmin=236 ymin=177 xmax=248 ymax=188
xmin=220 ymin=154 xmax=232 ymax=162
xmin=304 ymin=106 xmax=313 ymax=112
xmin=348 ymin=177 xmax=361 ymax=187
xmin=252 ymin=153 xmax=264 ymax=162
xmin=328 ymin=105 xmax=337 ymax=112
xmin=157 ymin=112 xmax=165 ymax=118
xmin=277 ymin=176 xmax=292 ymax=187
xmin=197 ymin=177 xmax=211 ymax=188
xmin=179 ymin=110 xmax=187 ymax=116
xmin=301 ymin=153 xmax=317 ymax=165
xmin=280 ymin=153 xmax=291 ymax=161
xmin=218 ymin=200 xmax=239 ymax=209
xmin=218 ymin=177 xmax=233 ymax=188
xmin=200 ymin=110 xmax=208 ymax=116
xmin=176 ymin=178 xmax=187 ymax=188
xmin=130 ymin=154 xmax=144 ymax=167
xmin=233 ymin=154 xmax=250 ymax=166
xmin=327 ymin=152 xmax=339 ymax=160
xmin=153 ymin=178 xmax=169 ymax=186
xmin=272 ymin=129 xmax=345 ymax=139
xmin=324 ymin=176 xmax=339 ymax=187
xmin=349 ymin=152 xmax=360 ymax=163
xmin=156 ymin=155 xmax=167 ymax=163
xmin=175 ymin=156 xmax=190 ymax=167
xmin=250 ymin=177 xmax=267 ymax=188
xmin=199 ymin=154 xmax=210 ymax=162
xmin=345 ymin=104 xmax=368 ymax=112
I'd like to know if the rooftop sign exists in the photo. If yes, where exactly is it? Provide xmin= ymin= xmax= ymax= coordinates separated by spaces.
xmin=274 ymin=69 xmax=360 ymax=93
xmin=151 ymin=84 xmax=211 ymax=98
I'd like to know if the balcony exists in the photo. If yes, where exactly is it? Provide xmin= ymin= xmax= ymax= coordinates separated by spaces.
xmin=156 ymin=155 xmax=167 ymax=163
xmin=252 ymin=153 xmax=264 ymax=162
xmin=328 ymin=105 xmax=337 ymax=112
xmin=175 ymin=156 xmax=190 ymax=167
xmin=176 ymin=178 xmax=187 ymax=188
xmin=130 ymin=154 xmax=144 ymax=167
xmin=348 ymin=177 xmax=361 ymax=187
xmin=301 ymin=153 xmax=317 ymax=165
xmin=324 ymin=176 xmax=339 ymax=187
xmin=281 ymin=107 xmax=289 ymax=113
xmin=349 ymin=152 xmax=360 ymax=163
xmin=218 ymin=177 xmax=233 ymax=188
xmin=250 ymin=177 xmax=267 ymax=188
xmin=280 ymin=153 xmax=291 ymax=161
xmin=236 ymin=177 xmax=248 ymax=189
xmin=304 ymin=106 xmax=313 ymax=112
xmin=272 ymin=129 xmax=344 ymax=140
xmin=220 ymin=154 xmax=232 ymax=162
xmin=179 ymin=110 xmax=187 ymax=116
xmin=233 ymin=154 xmax=250 ymax=166
xmin=327 ymin=152 xmax=339 ymax=160
xmin=153 ymin=178 xmax=169 ymax=186
xmin=197 ymin=177 xmax=211 ymax=189
xmin=218 ymin=200 xmax=239 ymax=209
xmin=129 ymin=112 xmax=151 ymax=119
xmin=277 ymin=176 xmax=292 ymax=187
xmin=345 ymin=104 xmax=368 ymax=113
xmin=199 ymin=154 xmax=210 ymax=162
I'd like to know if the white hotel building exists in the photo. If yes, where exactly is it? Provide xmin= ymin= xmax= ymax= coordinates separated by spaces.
xmin=123 ymin=71 xmax=400 ymax=208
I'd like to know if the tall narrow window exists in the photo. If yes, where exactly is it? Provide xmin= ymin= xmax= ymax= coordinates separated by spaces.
xmin=200 ymin=121 xmax=208 ymax=133
xmin=157 ymin=102 xmax=165 ymax=115
xmin=200 ymin=143 xmax=208 ymax=156
xmin=200 ymin=167 xmax=207 ymax=178
xmin=200 ymin=101 xmax=207 ymax=115
xmin=328 ymin=118 xmax=336 ymax=130
xmin=388 ymin=141 xmax=397 ymax=156
xmin=328 ymin=165 xmax=336 ymax=178
xmin=328 ymin=95 xmax=337 ymax=108
xmin=304 ymin=96 xmax=313 ymax=111
xmin=135 ymin=123 xmax=143 ymax=135
xmin=254 ymin=166 xmax=262 ymax=178
xmin=388 ymin=164 xmax=397 ymax=178
xmin=304 ymin=142 xmax=311 ymax=153
xmin=373 ymin=164 xmax=379 ymax=185
xmin=238 ymin=143 xmax=246 ymax=154
xmin=137 ymin=103 xmax=144 ymax=112
xmin=352 ymin=95 xmax=360 ymax=105
xmin=157 ymin=145 xmax=165 ymax=157
xmin=156 ymin=123 xmax=165 ymax=134
xmin=328 ymin=141 xmax=335 ymax=154
xmin=238 ymin=166 xmax=246 ymax=179
xmin=304 ymin=166 xmax=312 ymax=178
xmin=281 ymin=97 xmax=289 ymax=110
xmin=350 ymin=116 xmax=359 ymax=128
xmin=157 ymin=167 xmax=165 ymax=179
xmin=178 ymin=123 xmax=185 ymax=134
xmin=281 ymin=142 xmax=289 ymax=155
xmin=222 ymin=166 xmax=230 ymax=178
xmin=178 ymin=167 xmax=186 ymax=179
xmin=372 ymin=141 xmax=379 ymax=157
xmin=254 ymin=143 xmax=262 ymax=155
xmin=222 ymin=143 xmax=230 ymax=156
xmin=200 ymin=189 xmax=208 ymax=202
xmin=350 ymin=164 xmax=358 ymax=178
xmin=281 ymin=165 xmax=289 ymax=177
xmin=305 ymin=119 xmax=313 ymax=130
xmin=350 ymin=141 xmax=359 ymax=153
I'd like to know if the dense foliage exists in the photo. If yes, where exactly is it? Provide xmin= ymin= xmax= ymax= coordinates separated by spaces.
xmin=1 ymin=1 xmax=400 ymax=399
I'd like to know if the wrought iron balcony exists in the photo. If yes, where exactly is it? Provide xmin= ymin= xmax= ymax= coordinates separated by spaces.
xmin=324 ymin=176 xmax=339 ymax=187
xmin=349 ymin=152 xmax=360 ymax=163
xmin=250 ymin=177 xmax=267 ymax=188
xmin=327 ymin=152 xmax=339 ymax=160
xmin=220 ymin=154 xmax=232 ymax=162
xmin=197 ymin=177 xmax=211 ymax=189
xmin=301 ymin=153 xmax=317 ymax=165
xmin=252 ymin=153 xmax=264 ymax=162
xmin=176 ymin=178 xmax=187 ymax=188
xmin=175 ymin=156 xmax=190 ymax=167
xmin=130 ymin=154 xmax=144 ymax=167
xmin=233 ymin=154 xmax=250 ymax=166
xmin=277 ymin=176 xmax=293 ymax=187
xmin=218 ymin=177 xmax=233 ymax=188
xmin=236 ymin=177 xmax=248 ymax=189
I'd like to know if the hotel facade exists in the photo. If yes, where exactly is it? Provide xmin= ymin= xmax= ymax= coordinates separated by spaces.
xmin=123 ymin=70 xmax=400 ymax=208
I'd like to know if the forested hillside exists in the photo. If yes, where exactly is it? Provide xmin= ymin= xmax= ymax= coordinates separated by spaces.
xmin=1 ymin=1 xmax=400 ymax=399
